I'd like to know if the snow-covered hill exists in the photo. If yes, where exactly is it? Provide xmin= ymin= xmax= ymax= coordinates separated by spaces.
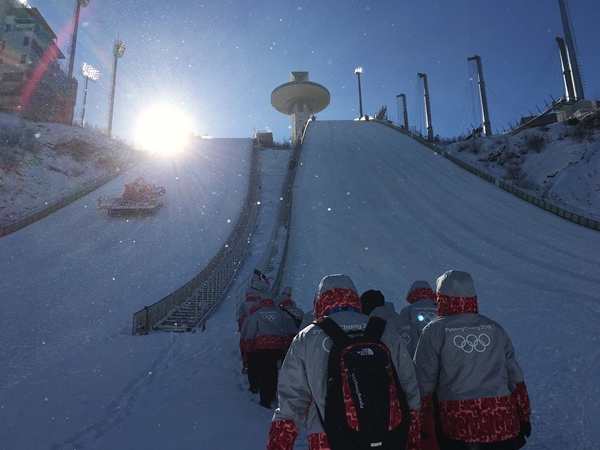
xmin=0 ymin=113 xmax=142 ymax=224
xmin=439 ymin=110 xmax=600 ymax=218
xmin=1 ymin=118 xmax=599 ymax=449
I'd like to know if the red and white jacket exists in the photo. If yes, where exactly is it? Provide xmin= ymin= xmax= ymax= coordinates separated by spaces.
xmin=413 ymin=271 xmax=531 ymax=444
xmin=240 ymin=297 xmax=286 ymax=355
xmin=400 ymin=280 xmax=438 ymax=336
xmin=267 ymin=274 xmax=422 ymax=450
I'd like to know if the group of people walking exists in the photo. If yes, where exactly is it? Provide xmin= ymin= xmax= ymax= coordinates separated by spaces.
xmin=238 ymin=270 xmax=305 ymax=409
xmin=253 ymin=270 xmax=531 ymax=450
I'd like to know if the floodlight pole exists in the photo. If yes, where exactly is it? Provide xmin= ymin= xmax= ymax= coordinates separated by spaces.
xmin=81 ymin=76 xmax=90 ymax=127
xmin=467 ymin=55 xmax=492 ymax=137
xmin=355 ymin=67 xmax=363 ymax=118
xmin=68 ymin=0 xmax=91 ymax=79
xmin=396 ymin=93 xmax=408 ymax=130
xmin=558 ymin=0 xmax=584 ymax=100
xmin=80 ymin=63 xmax=99 ymax=127
xmin=418 ymin=73 xmax=433 ymax=141
xmin=107 ymin=40 xmax=125 ymax=137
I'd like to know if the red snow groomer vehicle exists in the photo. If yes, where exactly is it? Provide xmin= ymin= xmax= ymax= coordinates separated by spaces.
xmin=97 ymin=178 xmax=165 ymax=217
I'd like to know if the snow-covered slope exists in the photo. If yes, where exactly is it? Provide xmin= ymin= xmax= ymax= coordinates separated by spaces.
xmin=1 ymin=118 xmax=599 ymax=449
xmin=439 ymin=111 xmax=600 ymax=218
xmin=0 ymin=114 xmax=142 ymax=224
xmin=282 ymin=120 xmax=600 ymax=449
xmin=0 ymin=141 xmax=290 ymax=449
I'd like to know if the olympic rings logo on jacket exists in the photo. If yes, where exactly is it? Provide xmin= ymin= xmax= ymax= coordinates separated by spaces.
xmin=453 ymin=333 xmax=491 ymax=353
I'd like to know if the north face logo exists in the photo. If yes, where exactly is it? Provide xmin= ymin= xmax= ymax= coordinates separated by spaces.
xmin=357 ymin=348 xmax=374 ymax=356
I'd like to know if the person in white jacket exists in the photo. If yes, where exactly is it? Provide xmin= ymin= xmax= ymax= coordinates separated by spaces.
xmin=360 ymin=289 xmax=419 ymax=358
xmin=241 ymin=291 xmax=286 ymax=408
xmin=267 ymin=274 xmax=422 ymax=450
xmin=399 ymin=280 xmax=437 ymax=336
xmin=413 ymin=270 xmax=532 ymax=449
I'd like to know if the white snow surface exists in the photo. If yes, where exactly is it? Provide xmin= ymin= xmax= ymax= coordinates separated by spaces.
xmin=439 ymin=113 xmax=600 ymax=218
xmin=0 ymin=114 xmax=142 ymax=224
xmin=1 ymin=118 xmax=600 ymax=449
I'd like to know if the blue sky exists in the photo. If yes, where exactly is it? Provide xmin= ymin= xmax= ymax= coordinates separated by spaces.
xmin=38 ymin=0 xmax=599 ymax=143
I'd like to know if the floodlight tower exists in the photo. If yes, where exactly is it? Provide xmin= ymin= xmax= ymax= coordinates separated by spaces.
xmin=418 ymin=73 xmax=434 ymax=141
xmin=355 ymin=67 xmax=363 ymax=118
xmin=107 ymin=40 xmax=125 ymax=137
xmin=396 ymin=94 xmax=408 ymax=130
xmin=80 ymin=63 xmax=99 ymax=127
xmin=67 ymin=0 xmax=91 ymax=79
xmin=558 ymin=0 xmax=584 ymax=100
xmin=271 ymin=72 xmax=330 ymax=142
xmin=467 ymin=55 xmax=492 ymax=137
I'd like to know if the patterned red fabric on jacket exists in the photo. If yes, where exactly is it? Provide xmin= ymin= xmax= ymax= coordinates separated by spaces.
xmin=267 ymin=419 xmax=298 ymax=450
xmin=438 ymin=395 xmax=520 ymax=443
xmin=261 ymin=298 xmax=275 ymax=308
xmin=387 ymin=368 xmax=403 ymax=430
xmin=436 ymin=293 xmax=478 ymax=316
xmin=407 ymin=287 xmax=435 ymax=304
xmin=254 ymin=334 xmax=284 ymax=351
xmin=406 ymin=409 xmax=423 ymax=450
xmin=420 ymin=395 xmax=434 ymax=420
xmin=314 ymin=288 xmax=362 ymax=319
xmin=307 ymin=432 xmax=330 ymax=450
xmin=512 ymin=381 xmax=532 ymax=421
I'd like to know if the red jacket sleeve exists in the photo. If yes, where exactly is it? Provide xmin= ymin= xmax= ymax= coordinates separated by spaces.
xmin=266 ymin=419 xmax=298 ymax=450
xmin=406 ymin=409 xmax=423 ymax=450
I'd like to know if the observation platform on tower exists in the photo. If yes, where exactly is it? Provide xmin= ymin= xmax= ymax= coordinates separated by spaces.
xmin=271 ymin=72 xmax=330 ymax=141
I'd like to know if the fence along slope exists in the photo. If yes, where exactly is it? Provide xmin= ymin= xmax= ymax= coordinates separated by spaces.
xmin=375 ymin=119 xmax=600 ymax=232
xmin=234 ymin=120 xmax=310 ymax=317
xmin=132 ymin=140 xmax=260 ymax=334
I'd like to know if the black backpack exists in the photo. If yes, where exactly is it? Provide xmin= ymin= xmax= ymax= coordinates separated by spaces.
xmin=315 ymin=316 xmax=411 ymax=450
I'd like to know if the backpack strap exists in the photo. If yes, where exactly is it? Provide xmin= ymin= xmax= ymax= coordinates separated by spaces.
xmin=363 ymin=316 xmax=387 ymax=342
xmin=313 ymin=317 xmax=348 ymax=430
xmin=281 ymin=306 xmax=303 ymax=328
xmin=314 ymin=317 xmax=349 ymax=345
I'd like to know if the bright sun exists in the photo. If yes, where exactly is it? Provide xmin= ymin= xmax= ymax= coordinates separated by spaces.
xmin=134 ymin=106 xmax=193 ymax=155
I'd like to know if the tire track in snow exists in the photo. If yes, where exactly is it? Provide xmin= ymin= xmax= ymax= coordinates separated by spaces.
xmin=49 ymin=337 xmax=182 ymax=450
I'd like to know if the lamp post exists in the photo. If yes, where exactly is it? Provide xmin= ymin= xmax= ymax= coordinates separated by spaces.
xmin=80 ymin=63 xmax=99 ymax=127
xmin=107 ymin=40 xmax=125 ymax=137
xmin=396 ymin=93 xmax=408 ymax=130
xmin=67 ymin=0 xmax=91 ymax=78
xmin=418 ymin=72 xmax=433 ymax=141
xmin=355 ymin=67 xmax=363 ymax=118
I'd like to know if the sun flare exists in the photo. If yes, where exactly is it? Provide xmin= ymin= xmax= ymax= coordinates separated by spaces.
xmin=134 ymin=106 xmax=193 ymax=155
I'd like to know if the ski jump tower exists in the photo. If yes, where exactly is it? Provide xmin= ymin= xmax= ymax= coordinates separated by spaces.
xmin=271 ymin=72 xmax=330 ymax=142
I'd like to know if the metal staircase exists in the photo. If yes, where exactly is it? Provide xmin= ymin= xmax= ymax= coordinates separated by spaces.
xmin=154 ymin=278 xmax=227 ymax=332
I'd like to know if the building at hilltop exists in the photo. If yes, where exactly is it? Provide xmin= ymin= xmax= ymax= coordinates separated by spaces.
xmin=271 ymin=72 xmax=330 ymax=143
xmin=0 ymin=0 xmax=76 ymax=124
